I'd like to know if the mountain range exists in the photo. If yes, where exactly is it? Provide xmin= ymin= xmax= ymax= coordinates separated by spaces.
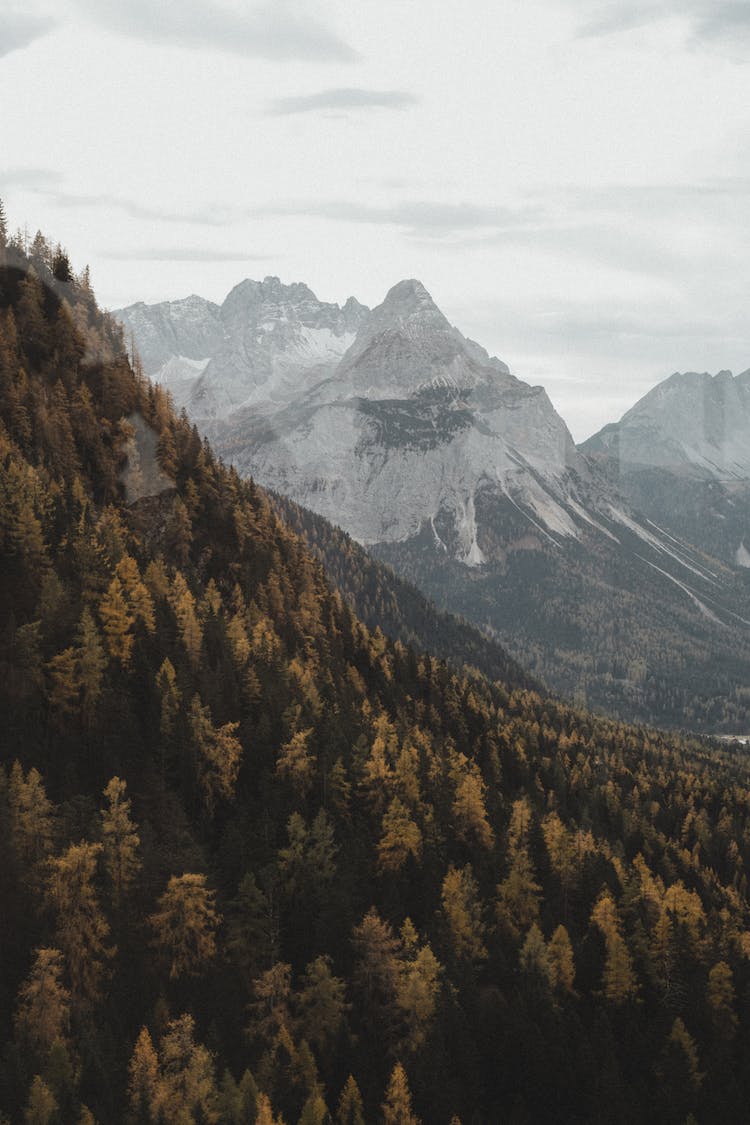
xmin=116 ymin=279 xmax=750 ymax=730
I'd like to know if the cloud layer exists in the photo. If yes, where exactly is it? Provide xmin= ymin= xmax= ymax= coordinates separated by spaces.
xmin=267 ymin=87 xmax=418 ymax=115
xmin=102 ymin=247 xmax=271 ymax=262
xmin=0 ymin=9 xmax=55 ymax=58
xmin=577 ymin=0 xmax=750 ymax=44
xmin=69 ymin=0 xmax=357 ymax=61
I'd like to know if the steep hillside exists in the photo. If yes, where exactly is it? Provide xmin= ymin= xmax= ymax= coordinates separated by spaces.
xmin=6 ymin=222 xmax=750 ymax=1124
xmin=271 ymin=491 xmax=536 ymax=690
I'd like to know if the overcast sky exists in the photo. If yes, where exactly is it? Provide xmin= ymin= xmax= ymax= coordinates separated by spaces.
xmin=2 ymin=0 xmax=750 ymax=440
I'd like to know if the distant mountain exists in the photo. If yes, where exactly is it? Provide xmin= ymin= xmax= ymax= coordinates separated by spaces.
xmin=118 ymin=280 xmax=750 ymax=730
xmin=582 ymin=369 xmax=750 ymax=569
xmin=116 ymin=277 xmax=368 ymax=419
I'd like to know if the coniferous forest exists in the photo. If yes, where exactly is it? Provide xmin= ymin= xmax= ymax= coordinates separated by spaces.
xmin=6 ymin=208 xmax=750 ymax=1124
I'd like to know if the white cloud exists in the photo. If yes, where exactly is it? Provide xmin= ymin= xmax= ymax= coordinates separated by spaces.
xmin=267 ymin=87 xmax=418 ymax=115
xmin=0 ymin=9 xmax=55 ymax=58
xmin=67 ymin=0 xmax=357 ymax=61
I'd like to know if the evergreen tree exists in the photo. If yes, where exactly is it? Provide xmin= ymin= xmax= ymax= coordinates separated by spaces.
xmin=336 ymin=1077 xmax=365 ymax=1125
xmin=100 ymin=777 xmax=141 ymax=908
xmin=23 ymin=1076 xmax=57 ymax=1125
xmin=14 ymin=948 xmax=71 ymax=1057
xmin=149 ymin=873 xmax=220 ymax=979
xmin=46 ymin=843 xmax=113 ymax=1007
xmin=381 ymin=1063 xmax=420 ymax=1125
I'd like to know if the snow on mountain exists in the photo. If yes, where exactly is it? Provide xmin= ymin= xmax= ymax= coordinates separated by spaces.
xmin=115 ymin=277 xmax=369 ymax=421
xmin=116 ymin=294 xmax=222 ymax=373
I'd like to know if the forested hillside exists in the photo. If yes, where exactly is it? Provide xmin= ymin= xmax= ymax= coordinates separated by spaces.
xmin=5 ymin=214 xmax=750 ymax=1123
xmin=271 ymin=493 xmax=535 ymax=692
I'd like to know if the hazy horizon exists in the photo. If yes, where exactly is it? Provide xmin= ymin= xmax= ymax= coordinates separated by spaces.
xmin=3 ymin=0 xmax=750 ymax=440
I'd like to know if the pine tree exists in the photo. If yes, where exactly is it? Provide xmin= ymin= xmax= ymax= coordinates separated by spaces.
xmin=377 ymin=797 xmax=423 ymax=872
xmin=14 ymin=948 xmax=71 ymax=1057
xmin=128 ymin=1026 xmax=161 ymax=1124
xmin=46 ymin=842 xmax=114 ymax=1007
xmin=547 ymin=924 xmax=576 ymax=994
xmin=100 ymin=777 xmax=141 ymax=908
xmin=226 ymin=871 xmax=279 ymax=983
xmin=23 ymin=1076 xmax=57 ymax=1125
xmin=336 ymin=1076 xmax=365 ymax=1125
xmin=299 ymin=1088 xmax=330 ymax=1125
xmin=188 ymin=695 xmax=243 ymax=814
xmin=169 ymin=571 xmax=202 ymax=666
xmin=451 ymin=756 xmax=494 ymax=849
xmin=441 ymin=864 xmax=487 ymax=964
xmin=165 ymin=497 xmax=193 ymax=567
xmin=45 ymin=646 xmax=80 ymax=728
xmin=352 ymin=909 xmax=402 ymax=1037
xmin=158 ymin=1015 xmax=219 ymax=1124
xmin=706 ymin=960 xmax=737 ymax=1040
xmin=0 ymin=196 xmax=8 ymax=257
xmin=496 ymin=849 xmax=542 ymax=942
xmin=115 ymin=554 xmax=156 ymax=634
xmin=297 ymin=955 xmax=348 ymax=1054
xmin=247 ymin=962 xmax=294 ymax=1046
xmin=602 ymin=931 xmax=638 ymax=1006
xmin=76 ymin=607 xmax=107 ymax=726
xmin=7 ymin=761 xmax=55 ymax=870
xmin=396 ymin=922 xmax=442 ymax=1052
xmin=155 ymin=657 xmax=181 ymax=741
xmin=382 ymin=1062 xmax=420 ymax=1125
xmin=98 ymin=575 xmax=135 ymax=668
xmin=519 ymin=924 xmax=552 ymax=986
xmin=149 ymin=873 xmax=220 ymax=979
xmin=276 ymin=728 xmax=316 ymax=796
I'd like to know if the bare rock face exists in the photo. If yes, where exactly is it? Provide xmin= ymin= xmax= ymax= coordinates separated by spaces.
xmin=194 ymin=278 xmax=585 ymax=559
xmin=582 ymin=369 xmax=750 ymax=565
xmin=116 ymin=278 xmax=369 ymax=421
xmin=583 ymin=368 xmax=750 ymax=479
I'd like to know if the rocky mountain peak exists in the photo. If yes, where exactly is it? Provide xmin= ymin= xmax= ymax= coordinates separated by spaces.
xmin=582 ymin=366 xmax=750 ymax=479
xmin=372 ymin=278 xmax=450 ymax=330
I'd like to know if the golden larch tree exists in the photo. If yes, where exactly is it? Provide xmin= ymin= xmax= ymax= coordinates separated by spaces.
xmin=98 ymin=575 xmax=135 ymax=668
xmin=382 ymin=1062 xmax=420 ymax=1125
xmin=100 ymin=776 xmax=141 ymax=908
xmin=149 ymin=873 xmax=220 ymax=979
xmin=46 ymin=842 xmax=114 ymax=1007
xmin=441 ymin=864 xmax=487 ymax=964
xmin=336 ymin=1075 xmax=365 ymax=1125
xmin=14 ymin=948 xmax=71 ymax=1057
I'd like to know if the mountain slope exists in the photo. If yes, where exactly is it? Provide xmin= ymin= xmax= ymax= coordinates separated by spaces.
xmin=8 ymin=221 xmax=750 ymax=1124
xmin=582 ymin=369 xmax=750 ymax=569
xmin=271 ymin=490 xmax=537 ymax=690
xmin=121 ymin=279 xmax=750 ymax=731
